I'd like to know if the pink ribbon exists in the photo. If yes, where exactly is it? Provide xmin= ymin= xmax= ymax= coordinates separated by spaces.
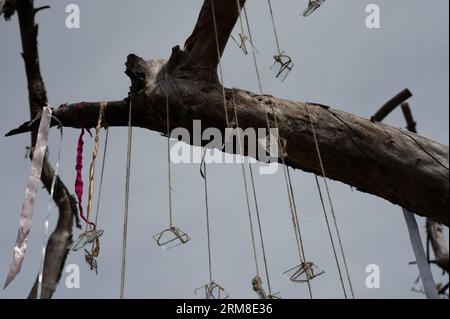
xmin=4 ymin=107 xmax=52 ymax=289
xmin=75 ymin=128 xmax=95 ymax=228
xmin=75 ymin=128 xmax=95 ymax=229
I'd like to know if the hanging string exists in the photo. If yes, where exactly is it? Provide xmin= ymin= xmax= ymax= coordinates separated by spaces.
xmin=284 ymin=165 xmax=313 ymax=298
xmin=86 ymin=103 xmax=107 ymax=224
xmin=231 ymin=92 xmax=260 ymax=279
xmin=120 ymin=95 xmax=133 ymax=299
xmin=306 ymin=104 xmax=355 ymax=299
xmin=201 ymin=150 xmax=213 ymax=283
xmin=85 ymin=101 xmax=108 ymax=245
xmin=37 ymin=118 xmax=63 ymax=299
xmin=235 ymin=0 xmax=246 ymax=41
xmin=211 ymin=0 xmax=231 ymax=127
xmin=211 ymin=0 xmax=262 ymax=282
xmin=244 ymin=4 xmax=313 ymax=298
xmin=165 ymin=69 xmax=174 ymax=228
xmin=243 ymin=6 xmax=264 ymax=110
xmin=94 ymin=128 xmax=109 ymax=227
xmin=239 ymin=5 xmax=279 ymax=295
xmin=91 ymin=103 xmax=110 ymax=257
xmin=267 ymin=0 xmax=282 ymax=55
xmin=313 ymin=174 xmax=347 ymax=297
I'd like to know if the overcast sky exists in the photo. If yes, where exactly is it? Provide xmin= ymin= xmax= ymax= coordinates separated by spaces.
xmin=0 ymin=0 xmax=448 ymax=299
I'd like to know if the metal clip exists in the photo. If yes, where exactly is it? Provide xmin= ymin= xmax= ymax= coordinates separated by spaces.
xmin=302 ymin=0 xmax=326 ymax=17
xmin=231 ymin=33 xmax=259 ymax=55
xmin=283 ymin=262 xmax=324 ymax=283
xmin=71 ymin=229 xmax=104 ymax=252
xmin=153 ymin=226 xmax=190 ymax=250
xmin=84 ymin=249 xmax=98 ymax=275
xmin=271 ymin=51 xmax=294 ymax=81
xmin=195 ymin=281 xmax=229 ymax=299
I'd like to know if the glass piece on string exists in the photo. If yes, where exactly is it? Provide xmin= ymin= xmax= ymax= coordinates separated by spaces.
xmin=231 ymin=33 xmax=259 ymax=55
xmin=283 ymin=262 xmax=324 ymax=283
xmin=195 ymin=281 xmax=229 ymax=299
xmin=153 ymin=226 xmax=190 ymax=250
xmin=302 ymin=0 xmax=326 ymax=17
xmin=271 ymin=51 xmax=294 ymax=81
xmin=84 ymin=249 xmax=98 ymax=275
xmin=71 ymin=229 xmax=104 ymax=252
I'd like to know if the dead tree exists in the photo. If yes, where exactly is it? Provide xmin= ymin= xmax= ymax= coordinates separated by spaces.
xmin=2 ymin=0 xmax=449 ymax=298
xmin=1 ymin=0 xmax=79 ymax=299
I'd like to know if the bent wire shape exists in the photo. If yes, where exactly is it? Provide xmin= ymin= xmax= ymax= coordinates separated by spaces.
xmin=153 ymin=226 xmax=190 ymax=250
xmin=71 ymin=229 xmax=104 ymax=252
xmin=252 ymin=276 xmax=282 ymax=299
xmin=271 ymin=51 xmax=294 ymax=81
xmin=283 ymin=262 xmax=325 ymax=283
xmin=231 ymin=33 xmax=259 ymax=55
xmin=84 ymin=249 xmax=98 ymax=275
xmin=195 ymin=281 xmax=230 ymax=299
xmin=302 ymin=0 xmax=326 ymax=17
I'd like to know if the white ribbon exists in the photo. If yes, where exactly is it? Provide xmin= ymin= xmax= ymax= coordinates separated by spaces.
xmin=37 ymin=119 xmax=62 ymax=299
xmin=4 ymin=107 xmax=52 ymax=289
xmin=402 ymin=208 xmax=439 ymax=299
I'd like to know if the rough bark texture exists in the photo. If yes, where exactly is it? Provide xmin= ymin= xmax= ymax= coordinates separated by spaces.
xmin=399 ymin=103 xmax=449 ymax=277
xmin=2 ymin=0 xmax=449 ymax=299
xmin=2 ymin=0 xmax=78 ymax=299
xmin=7 ymin=53 xmax=449 ymax=226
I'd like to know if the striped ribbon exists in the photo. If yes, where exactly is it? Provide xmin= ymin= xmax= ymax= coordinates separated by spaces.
xmin=4 ymin=107 xmax=53 ymax=289
xmin=37 ymin=120 xmax=63 ymax=298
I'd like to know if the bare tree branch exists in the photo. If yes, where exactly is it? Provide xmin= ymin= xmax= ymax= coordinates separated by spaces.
xmin=6 ymin=53 xmax=449 ymax=226
xmin=401 ymin=103 xmax=448 ymax=275
xmin=184 ymin=0 xmax=245 ymax=69
xmin=2 ymin=0 xmax=448 ymax=299
xmin=2 ymin=0 xmax=78 ymax=299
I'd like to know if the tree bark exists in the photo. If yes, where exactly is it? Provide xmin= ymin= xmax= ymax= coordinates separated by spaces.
xmin=6 ymin=0 xmax=449 ymax=226
xmin=3 ymin=0 xmax=448 ymax=299
xmin=2 ymin=0 xmax=78 ymax=299
xmin=400 ymin=103 xmax=448 ymax=276
xmin=6 ymin=53 xmax=449 ymax=226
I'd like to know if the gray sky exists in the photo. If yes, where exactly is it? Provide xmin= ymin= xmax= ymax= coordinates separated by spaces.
xmin=0 ymin=0 xmax=448 ymax=299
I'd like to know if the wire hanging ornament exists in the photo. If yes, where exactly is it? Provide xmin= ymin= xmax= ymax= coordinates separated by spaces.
xmin=231 ymin=33 xmax=260 ymax=56
xmin=153 ymin=71 xmax=190 ymax=250
xmin=71 ymin=103 xmax=108 ymax=270
xmin=231 ymin=0 xmax=259 ymax=55
xmin=270 ymin=51 xmax=294 ymax=82
xmin=195 ymin=148 xmax=229 ymax=300
xmin=195 ymin=281 xmax=230 ymax=300
xmin=302 ymin=0 xmax=326 ymax=17
xmin=283 ymin=262 xmax=325 ymax=283
xmin=84 ymin=249 xmax=98 ymax=274
xmin=267 ymin=0 xmax=294 ymax=81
